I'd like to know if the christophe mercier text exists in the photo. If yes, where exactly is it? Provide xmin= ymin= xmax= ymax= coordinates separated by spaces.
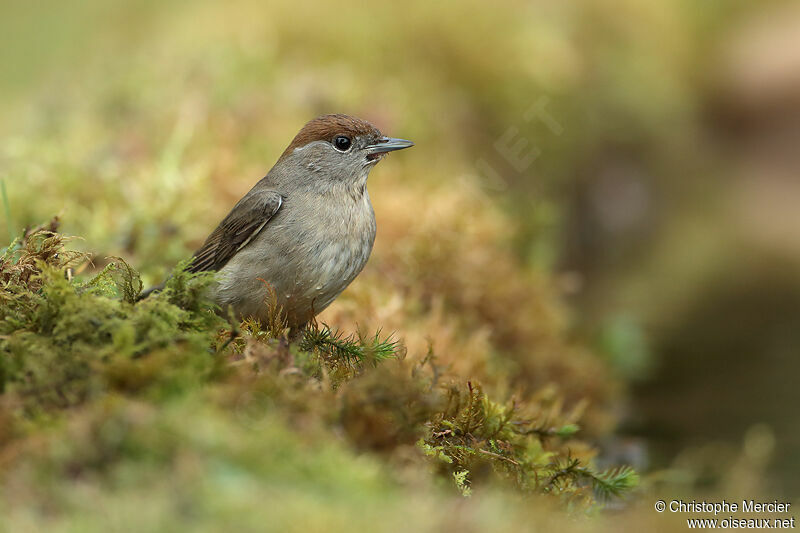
xmin=670 ymin=500 xmax=791 ymax=515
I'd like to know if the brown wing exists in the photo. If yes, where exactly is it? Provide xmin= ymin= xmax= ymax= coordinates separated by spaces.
xmin=188 ymin=190 xmax=283 ymax=273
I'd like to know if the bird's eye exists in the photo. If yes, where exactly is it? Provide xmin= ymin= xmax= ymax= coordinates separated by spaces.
xmin=333 ymin=135 xmax=352 ymax=152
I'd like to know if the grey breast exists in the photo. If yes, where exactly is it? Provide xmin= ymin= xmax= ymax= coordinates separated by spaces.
xmin=213 ymin=188 xmax=376 ymax=327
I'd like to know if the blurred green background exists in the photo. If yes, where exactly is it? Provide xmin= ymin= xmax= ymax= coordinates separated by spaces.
xmin=2 ymin=0 xmax=799 ymax=498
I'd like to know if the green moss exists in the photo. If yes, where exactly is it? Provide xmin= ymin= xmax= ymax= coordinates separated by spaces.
xmin=0 ymin=223 xmax=635 ymax=529
xmin=0 ymin=223 xmax=225 ymax=415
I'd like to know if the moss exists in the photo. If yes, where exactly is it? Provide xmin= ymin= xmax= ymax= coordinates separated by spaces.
xmin=0 ymin=224 xmax=635 ymax=530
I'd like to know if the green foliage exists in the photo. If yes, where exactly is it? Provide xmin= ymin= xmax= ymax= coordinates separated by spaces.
xmin=589 ymin=466 xmax=640 ymax=500
xmin=300 ymin=324 xmax=401 ymax=368
xmin=0 ymin=179 xmax=12 ymax=243
xmin=420 ymin=380 xmax=634 ymax=504
xmin=453 ymin=469 xmax=472 ymax=497
xmin=0 ymin=225 xmax=636 ymax=529
xmin=544 ymin=457 xmax=640 ymax=502
xmin=0 ymin=220 xmax=225 ymax=414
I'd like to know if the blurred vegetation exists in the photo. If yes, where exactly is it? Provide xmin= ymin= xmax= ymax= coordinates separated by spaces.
xmin=2 ymin=0 xmax=799 ymax=529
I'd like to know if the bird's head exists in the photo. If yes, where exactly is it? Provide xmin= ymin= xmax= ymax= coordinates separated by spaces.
xmin=275 ymin=114 xmax=413 ymax=193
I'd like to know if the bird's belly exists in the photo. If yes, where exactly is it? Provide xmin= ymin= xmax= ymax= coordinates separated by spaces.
xmin=285 ymin=240 xmax=370 ymax=311
xmin=213 ymin=234 xmax=373 ymax=327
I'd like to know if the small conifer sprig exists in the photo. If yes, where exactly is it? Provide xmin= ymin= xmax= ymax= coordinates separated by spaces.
xmin=547 ymin=457 xmax=639 ymax=500
xmin=586 ymin=465 xmax=640 ymax=500
xmin=300 ymin=323 xmax=401 ymax=367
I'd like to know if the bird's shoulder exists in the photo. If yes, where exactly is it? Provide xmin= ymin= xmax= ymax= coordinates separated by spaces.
xmin=188 ymin=185 xmax=284 ymax=273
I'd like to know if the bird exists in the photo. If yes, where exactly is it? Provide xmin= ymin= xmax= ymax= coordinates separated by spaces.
xmin=143 ymin=114 xmax=413 ymax=331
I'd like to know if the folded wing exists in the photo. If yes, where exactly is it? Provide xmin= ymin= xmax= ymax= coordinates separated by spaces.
xmin=188 ymin=189 xmax=283 ymax=273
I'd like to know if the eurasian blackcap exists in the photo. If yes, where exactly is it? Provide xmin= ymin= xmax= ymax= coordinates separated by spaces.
xmin=150 ymin=114 xmax=413 ymax=329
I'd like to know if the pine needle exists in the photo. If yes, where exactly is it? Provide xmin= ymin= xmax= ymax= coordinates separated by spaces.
xmin=300 ymin=323 xmax=400 ymax=366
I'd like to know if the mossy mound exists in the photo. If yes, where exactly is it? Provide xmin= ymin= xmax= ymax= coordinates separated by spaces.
xmin=0 ymin=221 xmax=635 ymax=531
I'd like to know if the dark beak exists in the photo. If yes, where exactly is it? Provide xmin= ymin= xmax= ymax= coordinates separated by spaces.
xmin=366 ymin=137 xmax=415 ymax=155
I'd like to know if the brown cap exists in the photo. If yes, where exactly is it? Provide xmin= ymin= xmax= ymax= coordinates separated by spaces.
xmin=280 ymin=114 xmax=382 ymax=160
